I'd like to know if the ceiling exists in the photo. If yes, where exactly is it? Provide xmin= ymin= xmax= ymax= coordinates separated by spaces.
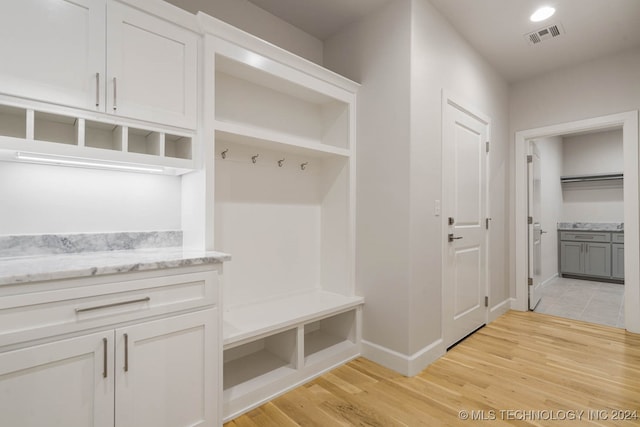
xmin=246 ymin=0 xmax=391 ymax=40
xmin=246 ymin=0 xmax=640 ymax=82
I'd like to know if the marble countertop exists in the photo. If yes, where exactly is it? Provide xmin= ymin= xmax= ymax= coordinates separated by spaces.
xmin=557 ymin=222 xmax=624 ymax=232
xmin=0 ymin=247 xmax=231 ymax=286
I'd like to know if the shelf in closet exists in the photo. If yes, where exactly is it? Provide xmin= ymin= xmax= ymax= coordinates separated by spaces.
xmin=215 ymin=120 xmax=350 ymax=159
xmin=223 ymin=290 xmax=363 ymax=348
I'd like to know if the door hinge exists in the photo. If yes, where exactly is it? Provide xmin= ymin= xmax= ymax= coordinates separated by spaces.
xmin=485 ymin=217 xmax=492 ymax=230
xmin=484 ymin=296 xmax=489 ymax=307
xmin=528 ymin=216 xmax=533 ymax=225
xmin=527 ymin=155 xmax=533 ymax=163
xmin=528 ymin=277 xmax=533 ymax=286
xmin=486 ymin=141 xmax=490 ymax=153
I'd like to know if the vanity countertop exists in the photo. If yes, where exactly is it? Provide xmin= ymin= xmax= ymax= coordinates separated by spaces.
xmin=557 ymin=222 xmax=623 ymax=232
xmin=0 ymin=247 xmax=231 ymax=286
xmin=0 ymin=231 xmax=230 ymax=286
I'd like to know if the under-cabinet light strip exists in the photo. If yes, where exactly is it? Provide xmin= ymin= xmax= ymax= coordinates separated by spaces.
xmin=15 ymin=152 xmax=165 ymax=173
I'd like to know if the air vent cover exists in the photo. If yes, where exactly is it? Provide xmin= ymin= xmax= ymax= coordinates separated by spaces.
xmin=525 ymin=23 xmax=564 ymax=45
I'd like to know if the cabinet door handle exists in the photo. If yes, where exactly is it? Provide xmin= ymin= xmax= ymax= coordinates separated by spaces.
xmin=113 ymin=77 xmax=117 ymax=111
xmin=75 ymin=297 xmax=150 ymax=314
xmin=95 ymin=72 xmax=100 ymax=107
xmin=124 ymin=333 xmax=129 ymax=372
xmin=103 ymin=337 xmax=108 ymax=378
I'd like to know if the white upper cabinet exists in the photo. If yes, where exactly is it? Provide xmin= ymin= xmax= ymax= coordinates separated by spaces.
xmin=0 ymin=0 xmax=105 ymax=111
xmin=106 ymin=1 xmax=198 ymax=129
xmin=0 ymin=0 xmax=198 ymax=129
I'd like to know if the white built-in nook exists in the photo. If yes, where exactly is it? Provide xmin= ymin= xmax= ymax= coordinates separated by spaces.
xmin=199 ymin=15 xmax=363 ymax=421
xmin=0 ymin=97 xmax=194 ymax=174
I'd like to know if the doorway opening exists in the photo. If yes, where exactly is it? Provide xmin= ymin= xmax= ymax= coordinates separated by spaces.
xmin=527 ymin=128 xmax=624 ymax=327
xmin=514 ymin=111 xmax=639 ymax=334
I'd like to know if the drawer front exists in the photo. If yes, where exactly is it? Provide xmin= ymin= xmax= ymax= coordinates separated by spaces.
xmin=560 ymin=231 xmax=611 ymax=243
xmin=0 ymin=271 xmax=218 ymax=348
xmin=612 ymin=233 xmax=624 ymax=243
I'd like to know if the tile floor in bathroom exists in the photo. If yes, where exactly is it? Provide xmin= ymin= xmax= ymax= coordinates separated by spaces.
xmin=534 ymin=276 xmax=625 ymax=328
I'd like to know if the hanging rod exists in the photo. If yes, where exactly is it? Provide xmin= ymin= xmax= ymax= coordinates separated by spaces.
xmin=560 ymin=173 xmax=623 ymax=183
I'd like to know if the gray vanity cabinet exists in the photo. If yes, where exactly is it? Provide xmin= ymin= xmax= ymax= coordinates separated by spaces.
xmin=559 ymin=231 xmax=622 ymax=281
xmin=612 ymin=234 xmax=625 ymax=279
xmin=560 ymin=241 xmax=584 ymax=275
xmin=583 ymin=242 xmax=611 ymax=277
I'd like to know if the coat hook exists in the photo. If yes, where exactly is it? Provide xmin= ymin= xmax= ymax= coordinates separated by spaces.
xmin=221 ymin=149 xmax=228 ymax=159
xmin=300 ymin=162 xmax=309 ymax=170
xmin=278 ymin=158 xmax=285 ymax=167
xmin=252 ymin=154 xmax=259 ymax=164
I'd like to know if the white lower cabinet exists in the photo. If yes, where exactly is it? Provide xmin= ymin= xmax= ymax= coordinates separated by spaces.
xmin=0 ymin=268 xmax=221 ymax=427
xmin=0 ymin=332 xmax=114 ymax=427
xmin=115 ymin=310 xmax=217 ymax=427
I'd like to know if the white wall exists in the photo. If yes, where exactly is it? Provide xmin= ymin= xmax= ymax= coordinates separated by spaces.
xmin=323 ymin=0 xmax=413 ymax=361
xmin=534 ymin=137 xmax=563 ymax=283
xmin=0 ymin=162 xmax=181 ymax=235
xmin=509 ymin=47 xmax=640 ymax=296
xmin=561 ymin=129 xmax=624 ymax=223
xmin=165 ymin=0 xmax=323 ymax=64
xmin=409 ymin=0 xmax=510 ymax=355
xmin=562 ymin=129 xmax=624 ymax=176
xmin=324 ymin=0 xmax=509 ymax=374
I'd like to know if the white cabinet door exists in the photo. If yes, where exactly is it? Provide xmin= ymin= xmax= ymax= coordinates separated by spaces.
xmin=106 ymin=1 xmax=198 ymax=129
xmin=115 ymin=309 xmax=218 ymax=427
xmin=0 ymin=0 xmax=105 ymax=110
xmin=0 ymin=332 xmax=114 ymax=427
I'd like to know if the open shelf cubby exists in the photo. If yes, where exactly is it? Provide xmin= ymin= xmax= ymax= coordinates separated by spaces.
xmin=85 ymin=120 xmax=124 ymax=151
xmin=0 ymin=105 xmax=26 ymax=139
xmin=165 ymin=133 xmax=192 ymax=159
xmin=304 ymin=310 xmax=356 ymax=366
xmin=223 ymin=328 xmax=297 ymax=393
xmin=215 ymin=54 xmax=350 ymax=151
xmin=127 ymin=127 xmax=161 ymax=156
xmin=34 ymin=111 xmax=79 ymax=146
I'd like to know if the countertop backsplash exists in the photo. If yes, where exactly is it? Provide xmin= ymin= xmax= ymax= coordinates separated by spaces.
xmin=557 ymin=222 xmax=624 ymax=231
xmin=0 ymin=230 xmax=183 ymax=258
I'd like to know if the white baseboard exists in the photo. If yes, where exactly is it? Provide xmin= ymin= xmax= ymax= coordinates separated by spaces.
xmin=488 ymin=297 xmax=511 ymax=322
xmin=361 ymin=338 xmax=445 ymax=377
xmin=541 ymin=273 xmax=559 ymax=287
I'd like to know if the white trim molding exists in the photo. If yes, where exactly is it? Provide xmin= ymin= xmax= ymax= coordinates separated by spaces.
xmin=488 ymin=298 xmax=512 ymax=323
xmin=361 ymin=339 xmax=446 ymax=377
xmin=513 ymin=111 xmax=639 ymax=333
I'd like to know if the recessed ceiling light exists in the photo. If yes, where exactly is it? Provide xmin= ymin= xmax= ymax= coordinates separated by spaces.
xmin=530 ymin=6 xmax=556 ymax=22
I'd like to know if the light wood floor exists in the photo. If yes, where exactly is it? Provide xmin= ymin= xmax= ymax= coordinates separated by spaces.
xmin=225 ymin=311 xmax=640 ymax=426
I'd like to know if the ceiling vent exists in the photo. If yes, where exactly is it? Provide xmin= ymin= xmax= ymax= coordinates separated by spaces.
xmin=525 ymin=23 xmax=564 ymax=45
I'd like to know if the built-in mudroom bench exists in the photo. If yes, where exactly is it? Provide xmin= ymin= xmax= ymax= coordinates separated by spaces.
xmin=196 ymin=15 xmax=364 ymax=421
xmin=558 ymin=223 xmax=624 ymax=282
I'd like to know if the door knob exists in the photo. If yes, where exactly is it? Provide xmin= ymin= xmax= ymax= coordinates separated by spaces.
xmin=448 ymin=233 xmax=463 ymax=242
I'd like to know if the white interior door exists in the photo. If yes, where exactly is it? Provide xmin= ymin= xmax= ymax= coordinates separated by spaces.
xmin=528 ymin=142 xmax=543 ymax=310
xmin=443 ymin=98 xmax=489 ymax=348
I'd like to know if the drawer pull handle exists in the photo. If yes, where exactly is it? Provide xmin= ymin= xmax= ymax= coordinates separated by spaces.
xmin=76 ymin=297 xmax=150 ymax=314
xmin=575 ymin=235 xmax=594 ymax=239
xmin=124 ymin=333 xmax=129 ymax=372
xmin=103 ymin=337 xmax=108 ymax=378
